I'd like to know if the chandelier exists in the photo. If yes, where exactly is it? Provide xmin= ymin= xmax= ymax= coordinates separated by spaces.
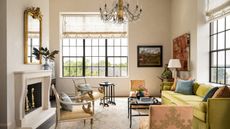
xmin=99 ymin=0 xmax=142 ymax=23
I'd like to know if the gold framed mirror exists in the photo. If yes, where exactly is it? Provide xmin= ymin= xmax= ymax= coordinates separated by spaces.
xmin=24 ymin=7 xmax=42 ymax=64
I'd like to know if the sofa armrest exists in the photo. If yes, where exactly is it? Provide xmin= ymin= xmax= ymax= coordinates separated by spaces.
xmin=208 ymin=98 xmax=230 ymax=129
xmin=161 ymin=82 xmax=173 ymax=91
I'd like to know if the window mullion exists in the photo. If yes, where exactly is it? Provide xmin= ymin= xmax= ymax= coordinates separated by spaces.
xmin=105 ymin=39 xmax=108 ymax=77
xmin=83 ymin=39 xmax=86 ymax=76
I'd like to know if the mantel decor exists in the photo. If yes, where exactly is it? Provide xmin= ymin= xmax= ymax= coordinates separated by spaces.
xmin=173 ymin=33 xmax=190 ymax=71
xmin=137 ymin=45 xmax=163 ymax=67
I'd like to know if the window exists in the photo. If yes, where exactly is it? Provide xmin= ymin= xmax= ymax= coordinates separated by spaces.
xmin=61 ymin=14 xmax=128 ymax=77
xmin=210 ymin=15 xmax=230 ymax=84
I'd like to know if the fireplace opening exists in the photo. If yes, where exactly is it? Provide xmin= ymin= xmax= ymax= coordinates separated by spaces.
xmin=25 ymin=82 xmax=42 ymax=114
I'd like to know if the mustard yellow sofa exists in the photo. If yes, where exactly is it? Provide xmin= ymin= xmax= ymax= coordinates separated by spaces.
xmin=161 ymin=83 xmax=230 ymax=129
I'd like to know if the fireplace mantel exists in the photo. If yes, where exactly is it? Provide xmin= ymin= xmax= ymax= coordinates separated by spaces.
xmin=14 ymin=70 xmax=55 ymax=129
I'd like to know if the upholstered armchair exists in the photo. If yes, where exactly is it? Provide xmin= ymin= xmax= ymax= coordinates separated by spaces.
xmin=130 ymin=80 xmax=150 ymax=97
xmin=72 ymin=78 xmax=104 ymax=114
xmin=51 ymin=85 xmax=93 ymax=129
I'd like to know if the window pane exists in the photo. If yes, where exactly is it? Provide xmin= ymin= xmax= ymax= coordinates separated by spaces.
xmin=217 ymin=68 xmax=225 ymax=83
xmin=218 ymin=18 xmax=225 ymax=32
xmin=121 ymin=58 xmax=128 ymax=66
xmin=211 ymin=68 xmax=216 ymax=83
xmin=92 ymin=39 xmax=98 ymax=46
xmin=108 ymin=58 xmax=114 ymax=66
xmin=114 ymin=67 xmax=121 ymax=77
xmin=77 ymin=39 xmax=83 ymax=46
xmin=226 ymin=31 xmax=230 ymax=48
xmin=63 ymin=38 xmax=69 ymax=46
xmin=211 ymin=35 xmax=217 ymax=50
xmin=85 ymin=47 xmax=91 ymax=56
xmin=63 ymin=58 xmax=70 ymax=66
xmin=70 ymin=39 xmax=76 ymax=46
xmin=92 ymin=57 xmax=98 ymax=66
xmin=85 ymin=57 xmax=91 ymax=66
xmin=64 ymin=67 xmax=70 ymax=77
xmin=121 ymin=47 xmax=128 ymax=56
xmin=226 ymin=50 xmax=230 ymax=67
xmin=121 ymin=38 xmax=128 ymax=46
xmin=121 ymin=67 xmax=128 ymax=77
xmin=211 ymin=52 xmax=217 ymax=67
xmin=226 ymin=68 xmax=230 ymax=84
xmin=99 ymin=39 xmax=105 ymax=46
xmin=85 ymin=39 xmax=91 ymax=46
xmin=32 ymin=38 xmax=39 ymax=46
xmin=70 ymin=67 xmax=77 ymax=77
xmin=114 ymin=58 xmax=121 ymax=66
xmin=85 ymin=66 xmax=91 ymax=76
xmin=77 ymin=58 xmax=83 ymax=66
xmin=92 ymin=47 xmax=98 ymax=56
xmin=107 ymin=47 xmax=114 ymax=56
xmin=108 ymin=67 xmax=114 ymax=77
xmin=77 ymin=47 xmax=83 ymax=56
xmin=69 ymin=58 xmax=76 ymax=66
xmin=218 ymin=32 xmax=225 ymax=50
xmin=99 ymin=67 xmax=105 ymax=76
xmin=227 ymin=15 xmax=230 ymax=30
xmin=99 ymin=57 xmax=105 ymax=66
xmin=63 ymin=47 xmax=69 ymax=56
xmin=114 ymin=47 xmax=121 ymax=56
xmin=70 ymin=47 xmax=76 ymax=56
xmin=210 ymin=21 xmax=217 ymax=34
xmin=92 ymin=67 xmax=98 ymax=76
xmin=77 ymin=67 xmax=83 ymax=76
xmin=114 ymin=39 xmax=120 ymax=46
xmin=99 ymin=47 xmax=105 ymax=56
xmin=218 ymin=51 xmax=225 ymax=67
xmin=107 ymin=39 xmax=113 ymax=46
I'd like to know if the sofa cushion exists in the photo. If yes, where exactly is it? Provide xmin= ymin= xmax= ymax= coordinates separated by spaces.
xmin=203 ymin=87 xmax=219 ymax=102
xmin=186 ymin=101 xmax=207 ymax=122
xmin=196 ymin=84 xmax=213 ymax=97
xmin=175 ymin=80 xmax=194 ymax=95
xmin=212 ymin=86 xmax=230 ymax=98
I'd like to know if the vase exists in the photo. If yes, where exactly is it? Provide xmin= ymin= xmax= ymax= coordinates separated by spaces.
xmin=43 ymin=58 xmax=50 ymax=70
xmin=136 ymin=91 xmax=144 ymax=99
xmin=161 ymin=64 xmax=173 ymax=80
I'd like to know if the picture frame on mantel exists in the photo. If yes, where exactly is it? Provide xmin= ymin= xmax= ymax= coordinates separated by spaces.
xmin=137 ymin=45 xmax=163 ymax=67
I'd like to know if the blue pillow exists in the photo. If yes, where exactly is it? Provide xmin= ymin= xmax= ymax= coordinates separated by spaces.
xmin=175 ymin=80 xmax=194 ymax=95
xmin=60 ymin=92 xmax=73 ymax=111
xmin=203 ymin=87 xmax=219 ymax=102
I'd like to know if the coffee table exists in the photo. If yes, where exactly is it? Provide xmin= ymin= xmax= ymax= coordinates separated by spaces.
xmin=128 ymin=97 xmax=161 ymax=128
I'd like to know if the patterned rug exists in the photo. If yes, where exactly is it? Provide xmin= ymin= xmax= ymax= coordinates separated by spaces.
xmin=57 ymin=98 xmax=144 ymax=129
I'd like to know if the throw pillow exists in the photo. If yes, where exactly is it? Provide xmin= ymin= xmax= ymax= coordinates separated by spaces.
xmin=212 ymin=86 xmax=230 ymax=98
xmin=170 ymin=78 xmax=177 ymax=91
xmin=175 ymin=80 xmax=194 ymax=95
xmin=196 ymin=84 xmax=212 ymax=97
xmin=203 ymin=87 xmax=219 ymax=102
xmin=193 ymin=82 xmax=200 ymax=94
xmin=60 ymin=92 xmax=73 ymax=111
xmin=78 ymin=83 xmax=92 ymax=94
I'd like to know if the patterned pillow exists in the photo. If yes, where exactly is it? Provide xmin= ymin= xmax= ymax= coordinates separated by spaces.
xmin=212 ymin=86 xmax=230 ymax=98
xmin=60 ymin=92 xmax=73 ymax=111
xmin=203 ymin=87 xmax=219 ymax=102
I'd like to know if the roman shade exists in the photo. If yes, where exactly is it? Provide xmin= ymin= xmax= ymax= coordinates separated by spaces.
xmin=206 ymin=0 xmax=230 ymax=21
xmin=61 ymin=14 xmax=128 ymax=38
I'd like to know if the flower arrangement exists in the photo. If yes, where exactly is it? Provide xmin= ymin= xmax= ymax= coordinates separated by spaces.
xmin=32 ymin=47 xmax=59 ymax=61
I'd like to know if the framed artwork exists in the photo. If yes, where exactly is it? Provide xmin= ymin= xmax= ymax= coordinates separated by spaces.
xmin=173 ymin=33 xmax=190 ymax=71
xmin=137 ymin=45 xmax=163 ymax=67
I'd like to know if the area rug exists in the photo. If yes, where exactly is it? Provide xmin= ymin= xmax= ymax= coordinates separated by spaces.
xmin=57 ymin=98 xmax=144 ymax=129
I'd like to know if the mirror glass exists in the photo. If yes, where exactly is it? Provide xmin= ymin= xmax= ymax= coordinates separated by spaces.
xmin=24 ymin=7 xmax=42 ymax=64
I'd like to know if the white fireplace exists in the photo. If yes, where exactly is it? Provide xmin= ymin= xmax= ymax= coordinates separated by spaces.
xmin=14 ymin=70 xmax=55 ymax=129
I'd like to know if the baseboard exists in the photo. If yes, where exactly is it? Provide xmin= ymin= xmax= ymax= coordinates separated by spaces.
xmin=0 ymin=122 xmax=13 ymax=129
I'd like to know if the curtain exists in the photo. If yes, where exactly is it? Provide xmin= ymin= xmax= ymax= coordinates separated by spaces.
xmin=206 ymin=0 xmax=230 ymax=21
xmin=62 ymin=14 xmax=128 ymax=38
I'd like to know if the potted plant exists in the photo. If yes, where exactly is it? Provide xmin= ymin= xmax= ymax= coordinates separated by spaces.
xmin=136 ymin=87 xmax=145 ymax=99
xmin=33 ymin=47 xmax=59 ymax=70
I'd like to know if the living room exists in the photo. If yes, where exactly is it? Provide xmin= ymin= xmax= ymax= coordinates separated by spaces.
xmin=0 ymin=0 xmax=230 ymax=129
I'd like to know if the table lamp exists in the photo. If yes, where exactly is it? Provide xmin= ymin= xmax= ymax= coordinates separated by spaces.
xmin=168 ymin=59 xmax=181 ymax=78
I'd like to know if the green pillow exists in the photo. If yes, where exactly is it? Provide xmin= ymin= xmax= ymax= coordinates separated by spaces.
xmin=193 ymin=82 xmax=200 ymax=94
xmin=196 ymin=84 xmax=213 ymax=97
xmin=175 ymin=80 xmax=194 ymax=95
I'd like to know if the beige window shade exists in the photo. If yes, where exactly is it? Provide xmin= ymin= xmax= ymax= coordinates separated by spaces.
xmin=62 ymin=14 xmax=128 ymax=38
xmin=206 ymin=0 xmax=230 ymax=21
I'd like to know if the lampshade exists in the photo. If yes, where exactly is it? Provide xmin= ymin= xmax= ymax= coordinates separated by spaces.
xmin=168 ymin=59 xmax=181 ymax=68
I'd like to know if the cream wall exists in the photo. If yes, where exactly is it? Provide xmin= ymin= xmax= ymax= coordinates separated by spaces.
xmin=50 ymin=0 xmax=172 ymax=96
xmin=171 ymin=0 xmax=209 ymax=82
xmin=5 ymin=0 xmax=49 ymax=128
xmin=0 ymin=0 xmax=7 ymax=127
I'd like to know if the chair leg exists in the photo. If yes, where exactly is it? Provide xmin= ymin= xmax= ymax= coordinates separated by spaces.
xmin=92 ymin=101 xmax=95 ymax=114
xmin=90 ymin=118 xmax=93 ymax=129
xmin=84 ymin=119 xmax=86 ymax=126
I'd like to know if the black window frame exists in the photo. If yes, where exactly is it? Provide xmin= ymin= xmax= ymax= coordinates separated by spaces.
xmin=62 ymin=38 xmax=128 ymax=77
xmin=209 ymin=16 xmax=230 ymax=85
